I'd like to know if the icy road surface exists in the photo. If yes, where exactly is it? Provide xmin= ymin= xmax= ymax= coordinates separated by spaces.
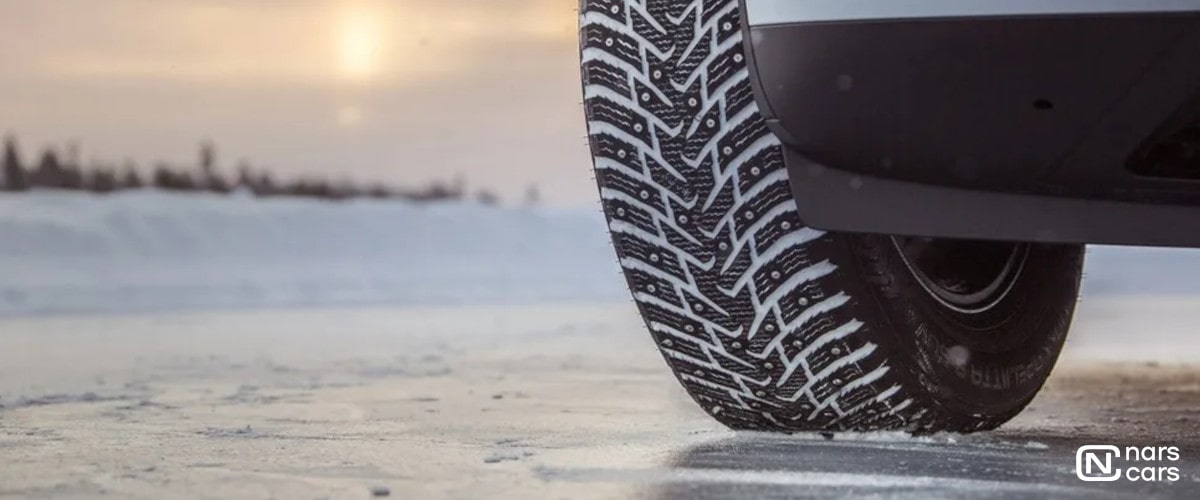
xmin=1 ymin=300 xmax=1198 ymax=499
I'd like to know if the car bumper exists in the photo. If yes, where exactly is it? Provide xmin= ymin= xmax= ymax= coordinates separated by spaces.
xmin=744 ymin=0 xmax=1200 ymax=25
xmin=741 ymin=1 xmax=1200 ymax=246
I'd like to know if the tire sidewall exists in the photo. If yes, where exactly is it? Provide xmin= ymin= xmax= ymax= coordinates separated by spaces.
xmin=843 ymin=234 xmax=1084 ymax=422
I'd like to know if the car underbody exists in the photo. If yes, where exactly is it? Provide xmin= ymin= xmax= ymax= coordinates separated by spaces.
xmin=741 ymin=0 xmax=1200 ymax=247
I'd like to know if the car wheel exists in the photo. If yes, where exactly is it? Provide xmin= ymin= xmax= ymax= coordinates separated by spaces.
xmin=579 ymin=0 xmax=1086 ymax=432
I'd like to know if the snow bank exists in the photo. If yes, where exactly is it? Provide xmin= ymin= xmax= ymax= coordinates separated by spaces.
xmin=1082 ymin=245 xmax=1200 ymax=296
xmin=0 ymin=190 xmax=1195 ymax=317
xmin=0 ymin=191 xmax=625 ymax=316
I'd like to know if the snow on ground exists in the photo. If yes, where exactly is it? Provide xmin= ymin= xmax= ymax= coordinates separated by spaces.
xmin=0 ymin=190 xmax=1198 ymax=317
xmin=1081 ymin=244 xmax=1200 ymax=296
xmin=1 ymin=192 xmax=1199 ymax=498
xmin=0 ymin=191 xmax=625 ymax=316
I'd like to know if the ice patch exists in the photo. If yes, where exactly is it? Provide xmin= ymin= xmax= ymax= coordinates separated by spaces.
xmin=534 ymin=466 xmax=1093 ymax=495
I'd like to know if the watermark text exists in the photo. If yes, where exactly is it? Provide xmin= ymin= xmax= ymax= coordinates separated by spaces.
xmin=1076 ymin=445 xmax=1181 ymax=482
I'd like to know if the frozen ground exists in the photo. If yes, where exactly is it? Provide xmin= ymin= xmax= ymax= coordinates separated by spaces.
xmin=0 ymin=300 xmax=1199 ymax=499
xmin=1 ymin=191 xmax=1200 ymax=316
xmin=0 ymin=191 xmax=623 ymax=317
xmin=1 ymin=192 xmax=1199 ymax=498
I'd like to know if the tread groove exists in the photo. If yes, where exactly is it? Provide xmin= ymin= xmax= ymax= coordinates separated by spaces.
xmin=582 ymin=0 xmax=933 ymax=432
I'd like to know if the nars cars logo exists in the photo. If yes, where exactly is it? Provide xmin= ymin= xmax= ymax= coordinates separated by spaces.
xmin=1076 ymin=445 xmax=1121 ymax=481
xmin=1075 ymin=445 xmax=1182 ymax=482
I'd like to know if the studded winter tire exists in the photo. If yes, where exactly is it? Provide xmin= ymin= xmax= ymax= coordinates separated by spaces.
xmin=579 ymin=0 xmax=1086 ymax=433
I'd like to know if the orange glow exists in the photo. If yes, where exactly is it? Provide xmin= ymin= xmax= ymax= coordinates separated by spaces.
xmin=10 ymin=0 xmax=576 ymax=87
xmin=338 ymin=3 xmax=386 ymax=82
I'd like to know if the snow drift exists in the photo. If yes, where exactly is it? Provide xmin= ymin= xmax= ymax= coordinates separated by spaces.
xmin=0 ymin=191 xmax=625 ymax=316
xmin=0 ymin=190 xmax=1196 ymax=317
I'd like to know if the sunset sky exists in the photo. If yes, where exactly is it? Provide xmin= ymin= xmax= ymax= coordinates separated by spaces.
xmin=0 ymin=0 xmax=594 ymax=206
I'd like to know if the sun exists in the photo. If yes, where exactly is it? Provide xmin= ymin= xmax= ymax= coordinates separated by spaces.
xmin=338 ymin=4 xmax=384 ymax=82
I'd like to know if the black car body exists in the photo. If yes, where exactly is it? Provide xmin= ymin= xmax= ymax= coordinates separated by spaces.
xmin=741 ymin=0 xmax=1200 ymax=246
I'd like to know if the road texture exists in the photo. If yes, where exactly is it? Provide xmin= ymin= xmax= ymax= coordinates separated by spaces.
xmin=0 ymin=299 xmax=1197 ymax=499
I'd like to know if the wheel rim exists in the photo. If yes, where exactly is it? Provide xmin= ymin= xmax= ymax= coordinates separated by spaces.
xmin=892 ymin=237 xmax=1029 ymax=314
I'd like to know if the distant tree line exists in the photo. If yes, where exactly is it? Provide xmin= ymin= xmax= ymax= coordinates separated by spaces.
xmin=0 ymin=135 xmax=513 ymax=205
